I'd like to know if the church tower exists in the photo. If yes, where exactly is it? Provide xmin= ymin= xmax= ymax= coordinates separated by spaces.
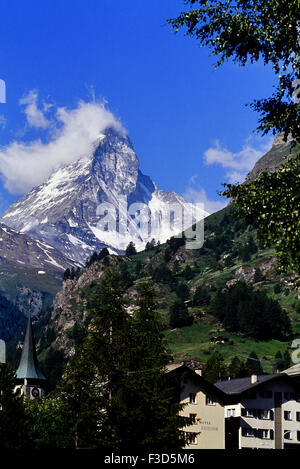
xmin=15 ymin=314 xmax=46 ymax=399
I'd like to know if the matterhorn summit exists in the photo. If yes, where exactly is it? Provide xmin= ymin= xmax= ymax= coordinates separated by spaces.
xmin=2 ymin=128 xmax=206 ymax=264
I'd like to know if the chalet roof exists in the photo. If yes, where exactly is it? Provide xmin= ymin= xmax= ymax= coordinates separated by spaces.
xmin=16 ymin=315 xmax=45 ymax=381
xmin=215 ymin=374 xmax=283 ymax=395
xmin=166 ymin=363 xmax=227 ymax=402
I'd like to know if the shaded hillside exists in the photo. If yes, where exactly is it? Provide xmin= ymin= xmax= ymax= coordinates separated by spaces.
xmin=0 ymin=222 xmax=76 ymax=316
xmin=0 ymin=293 xmax=25 ymax=342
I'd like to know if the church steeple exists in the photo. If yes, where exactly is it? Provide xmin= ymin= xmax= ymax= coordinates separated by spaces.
xmin=15 ymin=314 xmax=45 ymax=398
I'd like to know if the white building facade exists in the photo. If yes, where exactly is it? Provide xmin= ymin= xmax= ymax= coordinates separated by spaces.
xmin=216 ymin=374 xmax=300 ymax=449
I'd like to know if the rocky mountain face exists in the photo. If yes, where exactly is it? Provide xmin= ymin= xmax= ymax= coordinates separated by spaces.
xmin=2 ymin=128 xmax=199 ymax=265
xmin=0 ymin=222 xmax=74 ymax=313
xmin=48 ymin=256 xmax=116 ymax=357
xmin=0 ymin=222 xmax=73 ymax=272
xmin=246 ymin=135 xmax=297 ymax=182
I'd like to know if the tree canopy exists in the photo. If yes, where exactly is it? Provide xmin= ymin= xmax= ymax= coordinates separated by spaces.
xmin=58 ymin=270 xmax=189 ymax=450
xmin=222 ymin=153 xmax=300 ymax=278
xmin=209 ymin=281 xmax=292 ymax=340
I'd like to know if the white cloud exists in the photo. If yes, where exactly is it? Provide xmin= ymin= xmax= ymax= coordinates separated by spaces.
xmin=0 ymin=94 xmax=125 ymax=194
xmin=183 ymin=174 xmax=227 ymax=215
xmin=19 ymin=90 xmax=51 ymax=129
xmin=204 ymin=137 xmax=272 ymax=184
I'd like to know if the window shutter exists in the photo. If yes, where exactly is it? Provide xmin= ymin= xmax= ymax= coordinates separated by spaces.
xmin=270 ymin=410 xmax=274 ymax=420
xmin=270 ymin=430 xmax=274 ymax=440
xmin=257 ymin=429 xmax=262 ymax=439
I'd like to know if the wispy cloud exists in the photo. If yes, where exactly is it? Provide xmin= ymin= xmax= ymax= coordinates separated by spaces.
xmin=0 ymin=91 xmax=125 ymax=194
xmin=183 ymin=174 xmax=227 ymax=215
xmin=204 ymin=136 xmax=272 ymax=184
xmin=0 ymin=115 xmax=7 ymax=130
xmin=19 ymin=90 xmax=51 ymax=129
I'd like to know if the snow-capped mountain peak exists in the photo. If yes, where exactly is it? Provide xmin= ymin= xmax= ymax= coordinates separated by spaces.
xmin=2 ymin=128 xmax=206 ymax=264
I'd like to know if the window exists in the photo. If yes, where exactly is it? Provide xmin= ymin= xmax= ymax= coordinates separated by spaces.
xmin=206 ymin=395 xmax=215 ymax=406
xmin=297 ymin=431 xmax=300 ymax=442
xmin=241 ymin=408 xmax=256 ymax=418
xmin=227 ymin=408 xmax=236 ymax=418
xmin=242 ymin=427 xmax=255 ymax=437
xmin=296 ymin=412 xmax=300 ymax=422
xmin=284 ymin=431 xmax=292 ymax=440
xmin=189 ymin=393 xmax=196 ymax=404
xmin=261 ymin=430 xmax=270 ymax=439
xmin=245 ymin=409 xmax=255 ymax=418
xmin=260 ymin=390 xmax=272 ymax=398
xmin=257 ymin=429 xmax=274 ymax=440
xmin=189 ymin=413 xmax=197 ymax=424
xmin=259 ymin=409 xmax=272 ymax=420
xmin=284 ymin=411 xmax=292 ymax=421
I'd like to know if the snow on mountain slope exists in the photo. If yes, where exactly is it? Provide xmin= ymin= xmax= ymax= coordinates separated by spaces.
xmin=0 ymin=222 xmax=74 ymax=271
xmin=2 ymin=128 xmax=206 ymax=264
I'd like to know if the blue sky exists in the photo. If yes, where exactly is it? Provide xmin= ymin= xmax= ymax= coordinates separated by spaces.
xmin=0 ymin=0 xmax=276 ymax=215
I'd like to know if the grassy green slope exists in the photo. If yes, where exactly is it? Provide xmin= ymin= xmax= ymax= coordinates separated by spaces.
xmin=126 ymin=203 xmax=299 ymax=371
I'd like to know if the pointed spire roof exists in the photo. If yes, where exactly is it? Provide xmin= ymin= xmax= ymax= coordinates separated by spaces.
xmin=16 ymin=314 xmax=45 ymax=380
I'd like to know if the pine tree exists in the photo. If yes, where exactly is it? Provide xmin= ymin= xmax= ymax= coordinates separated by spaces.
xmin=63 ymin=268 xmax=71 ymax=280
xmin=125 ymin=241 xmax=137 ymax=257
xmin=123 ymin=281 xmax=188 ymax=451
xmin=145 ymin=239 xmax=156 ymax=251
xmin=0 ymin=363 xmax=29 ymax=449
xmin=152 ymin=263 xmax=173 ymax=284
xmin=246 ymin=352 xmax=263 ymax=375
xmin=175 ymin=282 xmax=190 ymax=301
xmin=98 ymin=247 xmax=109 ymax=260
xmin=183 ymin=265 xmax=193 ymax=280
xmin=169 ymin=300 xmax=193 ymax=328
xmin=86 ymin=251 xmax=98 ymax=267
xmin=283 ymin=350 xmax=291 ymax=370
xmin=58 ymin=269 xmax=129 ymax=449
xmin=202 ymin=352 xmax=227 ymax=384
xmin=232 ymin=361 xmax=252 ymax=378
xmin=59 ymin=348 xmax=102 ymax=449
xmin=228 ymin=356 xmax=242 ymax=379
xmin=254 ymin=268 xmax=264 ymax=283
xmin=193 ymin=285 xmax=210 ymax=306
xmin=60 ymin=270 xmax=188 ymax=450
